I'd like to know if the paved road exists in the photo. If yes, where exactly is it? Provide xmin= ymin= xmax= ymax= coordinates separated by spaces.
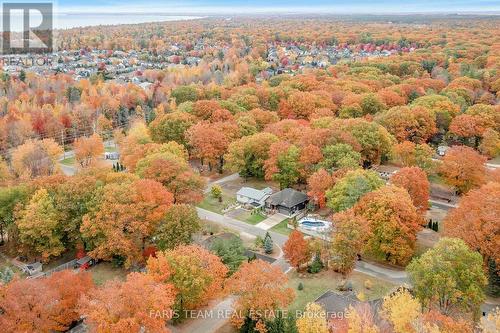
xmin=197 ymin=207 xmax=407 ymax=283
xmin=206 ymin=173 xmax=241 ymax=187
xmin=59 ymin=163 xmax=76 ymax=176
xmin=169 ymin=297 xmax=236 ymax=333
xmin=429 ymin=199 xmax=457 ymax=210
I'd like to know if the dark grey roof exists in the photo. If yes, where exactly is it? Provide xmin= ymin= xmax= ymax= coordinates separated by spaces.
xmin=315 ymin=290 xmax=383 ymax=320
xmin=266 ymin=188 xmax=308 ymax=208
xmin=315 ymin=290 xmax=359 ymax=314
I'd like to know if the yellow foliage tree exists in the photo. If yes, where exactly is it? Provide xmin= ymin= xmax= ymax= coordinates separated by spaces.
xmin=345 ymin=304 xmax=379 ymax=333
xmin=381 ymin=289 xmax=421 ymax=333
xmin=296 ymin=302 xmax=328 ymax=333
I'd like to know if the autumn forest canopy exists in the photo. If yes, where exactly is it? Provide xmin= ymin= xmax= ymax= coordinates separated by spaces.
xmin=0 ymin=14 xmax=499 ymax=333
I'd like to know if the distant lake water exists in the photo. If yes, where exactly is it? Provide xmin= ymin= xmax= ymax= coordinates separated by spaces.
xmin=5 ymin=13 xmax=202 ymax=32
xmin=54 ymin=14 xmax=202 ymax=29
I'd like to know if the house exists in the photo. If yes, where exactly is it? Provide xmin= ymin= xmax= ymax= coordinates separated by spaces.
xmin=315 ymin=290 xmax=383 ymax=330
xmin=265 ymin=188 xmax=309 ymax=216
xmin=104 ymin=152 xmax=120 ymax=160
xmin=373 ymin=165 xmax=400 ymax=181
xmin=236 ymin=187 xmax=272 ymax=208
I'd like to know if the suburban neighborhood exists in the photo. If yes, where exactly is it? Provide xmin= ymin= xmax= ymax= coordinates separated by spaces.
xmin=0 ymin=4 xmax=499 ymax=333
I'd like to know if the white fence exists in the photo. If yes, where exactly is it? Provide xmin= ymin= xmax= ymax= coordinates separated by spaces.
xmin=29 ymin=259 xmax=79 ymax=279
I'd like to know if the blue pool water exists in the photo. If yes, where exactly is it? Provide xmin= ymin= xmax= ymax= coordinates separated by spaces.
xmin=301 ymin=221 xmax=326 ymax=227
xmin=298 ymin=217 xmax=332 ymax=231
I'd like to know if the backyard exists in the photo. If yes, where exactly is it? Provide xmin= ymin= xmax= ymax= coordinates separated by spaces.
xmin=214 ymin=269 xmax=396 ymax=333
xmin=88 ymin=262 xmax=128 ymax=286
xmin=286 ymin=270 xmax=396 ymax=316
xmin=60 ymin=156 xmax=75 ymax=166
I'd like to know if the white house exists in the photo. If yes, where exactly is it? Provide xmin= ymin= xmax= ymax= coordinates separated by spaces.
xmin=236 ymin=187 xmax=273 ymax=208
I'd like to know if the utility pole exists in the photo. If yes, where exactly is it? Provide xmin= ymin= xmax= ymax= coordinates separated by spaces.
xmin=61 ymin=129 xmax=65 ymax=159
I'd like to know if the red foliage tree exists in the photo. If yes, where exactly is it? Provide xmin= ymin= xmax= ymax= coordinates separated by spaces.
xmin=283 ymin=230 xmax=310 ymax=269
xmin=390 ymin=167 xmax=430 ymax=214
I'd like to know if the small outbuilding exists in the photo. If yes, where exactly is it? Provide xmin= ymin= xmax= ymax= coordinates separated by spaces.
xmin=104 ymin=152 xmax=120 ymax=160
xmin=265 ymin=188 xmax=309 ymax=216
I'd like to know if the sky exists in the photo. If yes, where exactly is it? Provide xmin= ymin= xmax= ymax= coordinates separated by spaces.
xmin=34 ymin=0 xmax=500 ymax=14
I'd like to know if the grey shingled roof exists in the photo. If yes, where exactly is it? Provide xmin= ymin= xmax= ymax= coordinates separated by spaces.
xmin=236 ymin=187 xmax=270 ymax=201
xmin=265 ymin=188 xmax=308 ymax=208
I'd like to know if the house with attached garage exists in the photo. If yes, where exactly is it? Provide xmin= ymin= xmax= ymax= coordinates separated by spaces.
xmin=265 ymin=188 xmax=309 ymax=217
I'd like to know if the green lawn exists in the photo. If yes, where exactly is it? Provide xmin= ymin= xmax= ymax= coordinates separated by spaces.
xmin=60 ymin=156 xmax=75 ymax=166
xmin=197 ymin=194 xmax=234 ymax=214
xmin=428 ymin=173 xmax=446 ymax=185
xmin=270 ymin=218 xmax=292 ymax=235
xmin=89 ymin=262 xmax=128 ymax=286
xmin=245 ymin=211 xmax=267 ymax=225
xmin=105 ymin=146 xmax=118 ymax=153
xmin=286 ymin=270 xmax=395 ymax=315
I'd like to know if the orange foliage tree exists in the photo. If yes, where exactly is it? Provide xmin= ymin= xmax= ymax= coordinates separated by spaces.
xmin=283 ymin=230 xmax=310 ymax=270
xmin=444 ymin=182 xmax=500 ymax=266
xmin=45 ymin=270 xmax=95 ymax=329
xmin=146 ymin=245 xmax=228 ymax=317
xmin=439 ymin=145 xmax=486 ymax=194
xmin=74 ymin=133 xmax=104 ymax=168
xmin=187 ymin=121 xmax=233 ymax=173
xmin=0 ymin=270 xmax=94 ymax=332
xmin=376 ymin=105 xmax=437 ymax=143
xmin=390 ymin=167 xmax=430 ymax=214
xmin=227 ymin=260 xmax=294 ymax=331
xmin=11 ymin=138 xmax=63 ymax=179
xmin=79 ymin=272 xmax=175 ymax=333
xmin=354 ymin=185 xmax=423 ymax=265
xmin=81 ymin=179 xmax=173 ymax=267
xmin=422 ymin=310 xmax=473 ymax=333
xmin=307 ymin=168 xmax=335 ymax=208
xmin=135 ymin=151 xmax=205 ymax=204
xmin=330 ymin=210 xmax=370 ymax=276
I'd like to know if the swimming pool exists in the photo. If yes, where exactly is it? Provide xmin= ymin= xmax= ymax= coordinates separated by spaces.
xmin=298 ymin=217 xmax=332 ymax=232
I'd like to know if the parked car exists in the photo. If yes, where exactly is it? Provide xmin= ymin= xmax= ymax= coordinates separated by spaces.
xmin=22 ymin=262 xmax=43 ymax=276
xmin=437 ymin=146 xmax=449 ymax=156
xmin=74 ymin=256 xmax=98 ymax=270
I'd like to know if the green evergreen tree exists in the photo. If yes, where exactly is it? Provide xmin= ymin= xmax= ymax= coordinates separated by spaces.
xmin=239 ymin=316 xmax=257 ymax=333
xmin=286 ymin=316 xmax=298 ymax=333
xmin=0 ymin=267 xmax=14 ymax=284
xmin=19 ymin=70 xmax=26 ymax=82
xmin=266 ymin=313 xmax=286 ymax=333
xmin=264 ymin=232 xmax=273 ymax=254
xmin=211 ymin=237 xmax=246 ymax=274
xmin=308 ymin=253 xmax=324 ymax=274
